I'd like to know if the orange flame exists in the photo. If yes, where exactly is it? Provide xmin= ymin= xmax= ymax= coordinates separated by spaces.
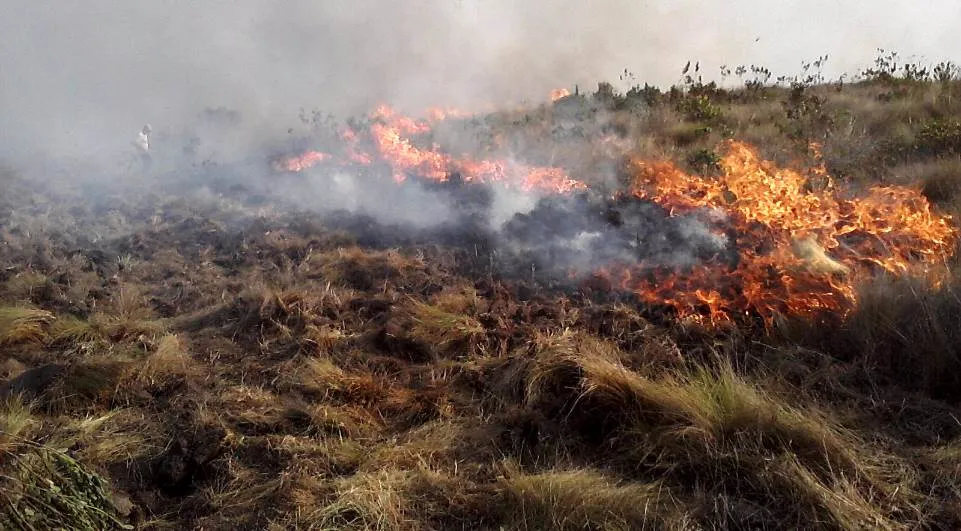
xmin=272 ymin=109 xmax=957 ymax=326
xmin=621 ymin=139 xmax=958 ymax=324
xmin=271 ymin=150 xmax=330 ymax=172
xmin=275 ymin=105 xmax=584 ymax=193
xmin=550 ymin=88 xmax=571 ymax=102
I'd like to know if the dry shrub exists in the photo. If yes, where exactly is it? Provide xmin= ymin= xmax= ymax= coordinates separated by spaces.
xmin=0 ymin=445 xmax=132 ymax=530
xmin=0 ymin=305 xmax=55 ymax=346
xmin=3 ymin=270 xmax=53 ymax=301
xmin=889 ymin=157 xmax=961 ymax=207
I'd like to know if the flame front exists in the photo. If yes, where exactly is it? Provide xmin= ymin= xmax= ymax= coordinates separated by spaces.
xmin=622 ymin=140 xmax=958 ymax=323
xmin=274 ymin=104 xmax=585 ymax=193
xmin=272 ymin=109 xmax=957 ymax=325
xmin=271 ymin=150 xmax=330 ymax=172
xmin=550 ymin=88 xmax=571 ymax=102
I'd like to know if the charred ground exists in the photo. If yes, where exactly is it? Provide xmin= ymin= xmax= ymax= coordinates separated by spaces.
xmin=5 ymin=58 xmax=961 ymax=530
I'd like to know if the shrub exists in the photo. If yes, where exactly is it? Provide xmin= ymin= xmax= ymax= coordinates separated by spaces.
xmin=916 ymin=119 xmax=961 ymax=156
xmin=676 ymin=94 xmax=723 ymax=123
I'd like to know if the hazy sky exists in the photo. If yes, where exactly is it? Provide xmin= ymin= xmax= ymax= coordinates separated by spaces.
xmin=1 ymin=1 xmax=959 ymax=163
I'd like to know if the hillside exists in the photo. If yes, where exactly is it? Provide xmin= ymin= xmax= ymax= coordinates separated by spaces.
xmin=3 ymin=55 xmax=961 ymax=529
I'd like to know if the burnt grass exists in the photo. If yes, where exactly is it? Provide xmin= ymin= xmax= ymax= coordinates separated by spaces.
xmin=5 ymin=74 xmax=961 ymax=530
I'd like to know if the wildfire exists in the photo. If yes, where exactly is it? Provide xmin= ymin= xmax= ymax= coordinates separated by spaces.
xmin=550 ymin=88 xmax=572 ymax=102
xmin=621 ymin=139 xmax=958 ymax=324
xmin=272 ymin=107 xmax=957 ymax=325
xmin=274 ymin=104 xmax=585 ymax=193
xmin=271 ymin=150 xmax=330 ymax=172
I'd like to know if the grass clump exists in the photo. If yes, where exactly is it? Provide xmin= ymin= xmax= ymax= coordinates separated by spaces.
xmin=0 ymin=305 xmax=54 ymax=346
xmin=522 ymin=335 xmax=912 ymax=528
xmin=0 ymin=395 xmax=36 ymax=453
xmin=135 ymin=333 xmax=195 ymax=387
xmin=0 ymin=445 xmax=132 ymax=530
xmin=49 ymin=315 xmax=101 ymax=345
xmin=500 ymin=467 xmax=684 ymax=531
xmin=308 ymin=470 xmax=412 ymax=531
xmin=799 ymin=275 xmax=961 ymax=401
xmin=404 ymin=299 xmax=485 ymax=357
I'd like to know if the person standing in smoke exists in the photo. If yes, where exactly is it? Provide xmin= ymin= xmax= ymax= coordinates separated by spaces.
xmin=134 ymin=124 xmax=153 ymax=172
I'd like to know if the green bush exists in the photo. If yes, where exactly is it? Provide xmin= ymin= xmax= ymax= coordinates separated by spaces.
xmin=676 ymin=94 xmax=723 ymax=123
xmin=916 ymin=119 xmax=961 ymax=156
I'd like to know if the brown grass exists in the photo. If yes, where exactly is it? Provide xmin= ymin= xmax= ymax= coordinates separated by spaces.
xmin=5 ymin=71 xmax=961 ymax=530
xmin=520 ymin=331 xmax=916 ymax=528
xmin=403 ymin=299 xmax=485 ymax=357
xmin=0 ymin=305 xmax=54 ymax=346
xmin=500 ymin=466 xmax=685 ymax=530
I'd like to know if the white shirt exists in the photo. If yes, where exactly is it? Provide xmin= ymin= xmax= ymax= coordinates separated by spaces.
xmin=135 ymin=131 xmax=150 ymax=153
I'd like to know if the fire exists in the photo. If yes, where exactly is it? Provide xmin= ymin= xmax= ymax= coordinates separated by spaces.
xmin=272 ymin=109 xmax=957 ymax=326
xmin=622 ymin=139 xmax=958 ymax=324
xmin=550 ymin=88 xmax=571 ymax=102
xmin=276 ymin=104 xmax=585 ymax=193
xmin=271 ymin=150 xmax=330 ymax=172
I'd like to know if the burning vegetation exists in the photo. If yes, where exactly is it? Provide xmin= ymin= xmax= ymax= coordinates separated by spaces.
xmin=271 ymin=99 xmax=957 ymax=327
xmin=5 ymin=56 xmax=961 ymax=530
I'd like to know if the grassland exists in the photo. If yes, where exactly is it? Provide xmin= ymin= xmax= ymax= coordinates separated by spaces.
xmin=4 ymin=55 xmax=961 ymax=529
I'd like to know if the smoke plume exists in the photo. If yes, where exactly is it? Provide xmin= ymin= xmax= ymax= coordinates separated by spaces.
xmin=2 ymin=0 xmax=958 ymax=166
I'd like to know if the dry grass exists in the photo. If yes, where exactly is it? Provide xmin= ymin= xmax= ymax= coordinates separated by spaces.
xmin=520 ymin=332 xmax=916 ymax=528
xmin=135 ymin=333 xmax=196 ymax=386
xmin=4 ymin=71 xmax=961 ymax=530
xmin=0 ymin=305 xmax=54 ymax=346
xmin=49 ymin=314 xmax=102 ymax=345
xmin=0 ymin=395 xmax=36 ymax=452
xmin=307 ymin=470 xmax=412 ymax=530
xmin=303 ymin=324 xmax=348 ymax=355
xmin=84 ymin=285 xmax=168 ymax=342
xmin=42 ymin=360 xmax=131 ymax=413
xmin=798 ymin=274 xmax=961 ymax=401
xmin=403 ymin=299 xmax=485 ymax=357
xmin=501 ymin=466 xmax=685 ymax=530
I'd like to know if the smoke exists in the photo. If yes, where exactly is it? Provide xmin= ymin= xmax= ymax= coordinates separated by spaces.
xmin=1 ymin=0 xmax=958 ymax=289
xmin=2 ymin=0 xmax=959 ymax=167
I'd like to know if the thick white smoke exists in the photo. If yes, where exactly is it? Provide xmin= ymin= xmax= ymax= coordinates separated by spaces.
xmin=1 ymin=0 xmax=958 ymax=167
